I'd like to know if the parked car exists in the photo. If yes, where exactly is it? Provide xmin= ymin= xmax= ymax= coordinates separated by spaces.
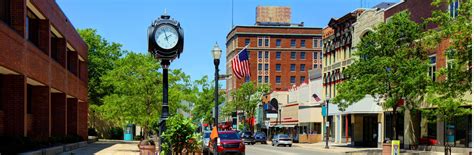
xmin=272 ymin=134 xmax=292 ymax=147
xmin=209 ymin=130 xmax=245 ymax=155
xmin=240 ymin=131 xmax=255 ymax=145
xmin=202 ymin=131 xmax=211 ymax=153
xmin=254 ymin=132 xmax=267 ymax=144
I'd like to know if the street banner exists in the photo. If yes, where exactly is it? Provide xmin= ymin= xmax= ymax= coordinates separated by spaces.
xmin=391 ymin=140 xmax=400 ymax=155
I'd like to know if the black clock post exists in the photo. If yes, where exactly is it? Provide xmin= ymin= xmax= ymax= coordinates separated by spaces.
xmin=148 ymin=12 xmax=184 ymax=155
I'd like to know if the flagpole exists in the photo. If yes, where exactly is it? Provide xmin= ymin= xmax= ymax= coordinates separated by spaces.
xmin=229 ymin=44 xmax=250 ymax=61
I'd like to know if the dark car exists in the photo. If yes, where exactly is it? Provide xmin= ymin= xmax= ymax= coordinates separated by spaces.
xmin=240 ymin=132 xmax=255 ymax=145
xmin=254 ymin=132 xmax=267 ymax=144
xmin=209 ymin=131 xmax=245 ymax=155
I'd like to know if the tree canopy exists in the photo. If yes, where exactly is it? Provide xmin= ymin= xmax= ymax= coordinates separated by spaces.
xmin=333 ymin=12 xmax=431 ymax=142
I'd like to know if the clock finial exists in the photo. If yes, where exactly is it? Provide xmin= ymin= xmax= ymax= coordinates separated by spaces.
xmin=161 ymin=9 xmax=170 ymax=19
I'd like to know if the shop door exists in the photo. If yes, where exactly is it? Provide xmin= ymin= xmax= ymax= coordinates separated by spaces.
xmin=363 ymin=115 xmax=378 ymax=147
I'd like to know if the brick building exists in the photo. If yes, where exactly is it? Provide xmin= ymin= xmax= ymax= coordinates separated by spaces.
xmin=384 ymin=0 xmax=471 ymax=149
xmin=0 ymin=0 xmax=88 ymax=140
xmin=226 ymin=25 xmax=322 ymax=93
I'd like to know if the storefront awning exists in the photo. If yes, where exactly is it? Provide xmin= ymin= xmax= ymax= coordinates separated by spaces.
xmin=328 ymin=95 xmax=383 ymax=115
xmin=272 ymin=124 xmax=296 ymax=128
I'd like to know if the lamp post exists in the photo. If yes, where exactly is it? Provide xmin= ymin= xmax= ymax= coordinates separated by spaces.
xmin=211 ymin=42 xmax=222 ymax=155
xmin=325 ymin=94 xmax=330 ymax=149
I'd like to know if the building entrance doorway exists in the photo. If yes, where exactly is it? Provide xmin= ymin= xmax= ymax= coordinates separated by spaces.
xmin=363 ymin=115 xmax=378 ymax=147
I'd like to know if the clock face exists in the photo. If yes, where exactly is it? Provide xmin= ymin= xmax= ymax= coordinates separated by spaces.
xmin=155 ymin=24 xmax=179 ymax=50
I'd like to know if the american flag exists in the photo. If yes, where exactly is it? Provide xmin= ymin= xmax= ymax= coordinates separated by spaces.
xmin=231 ymin=47 xmax=250 ymax=79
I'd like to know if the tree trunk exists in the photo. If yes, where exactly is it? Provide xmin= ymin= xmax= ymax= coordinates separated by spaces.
xmin=392 ymin=106 xmax=398 ymax=140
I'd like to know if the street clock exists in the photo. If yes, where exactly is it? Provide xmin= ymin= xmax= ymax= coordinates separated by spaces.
xmin=148 ymin=13 xmax=184 ymax=61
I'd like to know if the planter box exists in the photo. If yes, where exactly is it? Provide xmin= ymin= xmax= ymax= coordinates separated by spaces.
xmin=42 ymin=146 xmax=63 ymax=155
xmin=18 ymin=150 xmax=42 ymax=155
xmin=382 ymin=143 xmax=391 ymax=155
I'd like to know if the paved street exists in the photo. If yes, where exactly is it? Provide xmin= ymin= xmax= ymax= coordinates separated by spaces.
xmin=245 ymin=144 xmax=343 ymax=155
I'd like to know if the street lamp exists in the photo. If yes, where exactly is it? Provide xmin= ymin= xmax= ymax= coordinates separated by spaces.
xmin=325 ymin=94 xmax=330 ymax=149
xmin=211 ymin=42 xmax=222 ymax=155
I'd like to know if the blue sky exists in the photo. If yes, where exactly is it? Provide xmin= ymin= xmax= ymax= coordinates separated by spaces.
xmin=57 ymin=0 xmax=399 ymax=86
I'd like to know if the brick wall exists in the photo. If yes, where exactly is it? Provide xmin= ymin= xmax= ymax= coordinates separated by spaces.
xmin=2 ymin=75 xmax=26 ymax=136
xmin=31 ymin=86 xmax=50 ymax=139
xmin=77 ymin=101 xmax=88 ymax=139
xmin=51 ymin=93 xmax=66 ymax=136
xmin=67 ymin=98 xmax=77 ymax=135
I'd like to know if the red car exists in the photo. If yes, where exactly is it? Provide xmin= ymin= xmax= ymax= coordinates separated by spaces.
xmin=209 ymin=130 xmax=245 ymax=155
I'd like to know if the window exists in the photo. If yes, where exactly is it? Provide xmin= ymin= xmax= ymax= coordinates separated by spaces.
xmin=276 ymin=39 xmax=281 ymax=47
xmin=276 ymin=64 xmax=281 ymax=72
xmin=446 ymin=51 xmax=454 ymax=70
xmin=320 ymin=40 xmax=323 ymax=48
xmin=290 ymin=64 xmax=296 ymax=71
xmin=300 ymin=64 xmax=305 ymax=71
xmin=258 ymin=76 xmax=262 ymax=83
xmin=320 ymin=52 xmax=323 ymax=59
xmin=291 ymin=40 xmax=296 ymax=47
xmin=265 ymin=76 xmax=269 ymax=83
xmin=300 ymin=76 xmax=306 ymax=83
xmin=428 ymin=55 xmax=436 ymax=81
xmin=245 ymin=39 xmax=250 ymax=46
xmin=313 ymin=52 xmax=318 ymax=59
xmin=258 ymin=64 xmax=262 ymax=71
xmin=301 ymin=40 xmax=306 ymax=48
xmin=320 ymin=64 xmax=322 ymax=68
xmin=429 ymin=55 xmax=436 ymax=81
xmin=258 ymin=51 xmax=262 ymax=58
xmin=300 ymin=52 xmax=306 ymax=60
xmin=276 ymin=51 xmax=281 ymax=60
xmin=258 ymin=37 xmax=270 ymax=47
xmin=313 ymin=38 xmax=319 ymax=48
xmin=27 ymin=9 xmax=39 ymax=47
xmin=264 ymin=51 xmax=269 ymax=59
xmin=290 ymin=76 xmax=296 ymax=84
xmin=450 ymin=0 xmax=460 ymax=18
xmin=276 ymin=76 xmax=281 ymax=84
xmin=264 ymin=64 xmax=269 ymax=71
xmin=245 ymin=76 xmax=250 ymax=82
xmin=314 ymin=64 xmax=318 ymax=69
xmin=0 ymin=0 xmax=11 ymax=25
xmin=291 ymin=52 xmax=296 ymax=60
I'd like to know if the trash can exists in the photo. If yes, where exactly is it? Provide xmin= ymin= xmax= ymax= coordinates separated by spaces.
xmin=124 ymin=124 xmax=134 ymax=141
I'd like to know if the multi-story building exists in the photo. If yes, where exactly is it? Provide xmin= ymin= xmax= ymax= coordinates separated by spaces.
xmin=0 ymin=0 xmax=88 ymax=140
xmin=226 ymin=6 xmax=322 ymax=94
xmin=384 ymin=0 xmax=471 ymax=150
xmin=226 ymin=25 xmax=322 ymax=92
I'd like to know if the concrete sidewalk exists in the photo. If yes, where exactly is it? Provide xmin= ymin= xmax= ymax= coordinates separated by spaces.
xmin=291 ymin=142 xmax=382 ymax=154
xmin=60 ymin=140 xmax=141 ymax=155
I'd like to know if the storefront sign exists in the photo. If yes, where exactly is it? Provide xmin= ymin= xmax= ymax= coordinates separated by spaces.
xmin=266 ymin=113 xmax=277 ymax=118
xmin=391 ymin=140 xmax=400 ymax=155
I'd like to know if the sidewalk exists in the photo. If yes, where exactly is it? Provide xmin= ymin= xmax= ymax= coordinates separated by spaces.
xmin=60 ymin=140 xmax=141 ymax=155
xmin=291 ymin=142 xmax=382 ymax=154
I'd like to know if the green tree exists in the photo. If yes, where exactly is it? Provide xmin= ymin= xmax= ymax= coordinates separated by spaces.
xmin=333 ymin=12 xmax=430 ymax=145
xmin=98 ymin=53 xmax=194 ymax=138
xmin=422 ymin=0 xmax=472 ymax=152
xmin=190 ymin=76 xmax=225 ymax=126
xmin=227 ymin=82 xmax=270 ymax=132
xmin=78 ymin=28 xmax=123 ymax=106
